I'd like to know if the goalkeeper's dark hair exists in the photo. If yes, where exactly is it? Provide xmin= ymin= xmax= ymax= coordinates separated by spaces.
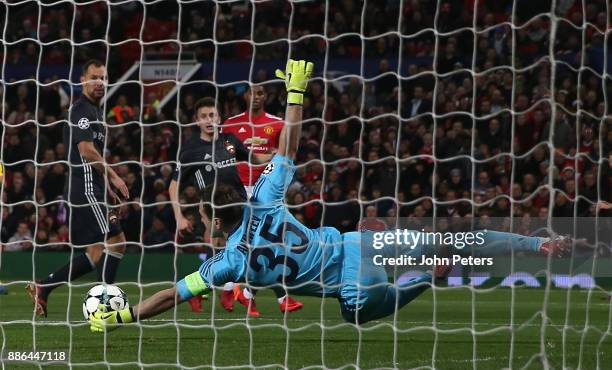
xmin=199 ymin=184 xmax=244 ymax=230
xmin=82 ymin=59 xmax=105 ymax=76
xmin=194 ymin=97 xmax=217 ymax=114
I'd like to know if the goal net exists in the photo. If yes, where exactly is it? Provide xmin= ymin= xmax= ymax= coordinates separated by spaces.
xmin=1 ymin=0 xmax=611 ymax=368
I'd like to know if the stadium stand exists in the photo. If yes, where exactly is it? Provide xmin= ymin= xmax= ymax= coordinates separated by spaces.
xmin=1 ymin=0 xmax=610 ymax=258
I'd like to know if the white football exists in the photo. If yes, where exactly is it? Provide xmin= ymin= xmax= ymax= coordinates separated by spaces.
xmin=82 ymin=284 xmax=129 ymax=320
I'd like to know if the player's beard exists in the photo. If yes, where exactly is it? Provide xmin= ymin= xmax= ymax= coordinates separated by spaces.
xmin=88 ymin=86 xmax=105 ymax=103
xmin=92 ymin=87 xmax=105 ymax=99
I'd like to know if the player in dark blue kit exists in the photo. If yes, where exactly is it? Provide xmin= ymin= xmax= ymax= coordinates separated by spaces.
xmin=169 ymin=96 xmax=269 ymax=312
xmin=169 ymin=97 xmax=255 ymax=236
xmin=27 ymin=59 xmax=130 ymax=317
xmin=89 ymin=59 xmax=570 ymax=330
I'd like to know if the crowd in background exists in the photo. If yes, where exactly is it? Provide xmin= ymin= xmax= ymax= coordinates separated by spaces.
xmin=1 ymin=0 xmax=611 ymax=255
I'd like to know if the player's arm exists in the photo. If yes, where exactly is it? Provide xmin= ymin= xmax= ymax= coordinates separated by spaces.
xmin=250 ymin=60 xmax=313 ymax=204
xmin=276 ymin=59 xmax=313 ymax=160
xmin=252 ymin=153 xmax=273 ymax=164
xmin=71 ymin=105 xmax=128 ymax=199
xmin=169 ymin=163 xmax=193 ymax=234
xmin=89 ymin=251 xmax=241 ymax=332
xmin=276 ymin=105 xmax=302 ymax=160
xmin=230 ymin=133 xmax=272 ymax=164
xmin=132 ymin=287 xmax=184 ymax=319
xmin=88 ymin=286 xmax=184 ymax=332
xmin=169 ymin=179 xmax=193 ymax=234
xmin=77 ymin=141 xmax=129 ymax=199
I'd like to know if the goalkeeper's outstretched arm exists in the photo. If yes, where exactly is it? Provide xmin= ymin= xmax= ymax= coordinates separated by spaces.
xmin=276 ymin=59 xmax=314 ymax=160
xmin=133 ymin=287 xmax=184 ymax=320
xmin=88 ymin=287 xmax=188 ymax=332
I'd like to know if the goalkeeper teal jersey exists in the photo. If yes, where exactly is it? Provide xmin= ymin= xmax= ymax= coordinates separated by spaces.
xmin=184 ymin=154 xmax=346 ymax=298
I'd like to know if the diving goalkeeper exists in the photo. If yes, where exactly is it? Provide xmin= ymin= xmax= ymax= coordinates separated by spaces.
xmin=89 ymin=59 xmax=570 ymax=330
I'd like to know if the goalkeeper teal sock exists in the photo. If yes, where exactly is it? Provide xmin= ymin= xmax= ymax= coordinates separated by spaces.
xmin=469 ymin=230 xmax=541 ymax=256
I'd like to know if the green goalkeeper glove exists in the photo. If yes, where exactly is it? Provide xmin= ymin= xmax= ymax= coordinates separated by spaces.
xmin=275 ymin=59 xmax=314 ymax=105
xmin=89 ymin=305 xmax=135 ymax=333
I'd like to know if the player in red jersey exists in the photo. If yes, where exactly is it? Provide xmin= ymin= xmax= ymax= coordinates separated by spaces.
xmin=223 ymin=86 xmax=284 ymax=194
xmin=221 ymin=85 xmax=304 ymax=316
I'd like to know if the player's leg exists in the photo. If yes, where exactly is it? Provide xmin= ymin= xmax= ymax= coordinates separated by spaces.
xmin=338 ymin=231 xmax=440 ymax=324
xmin=92 ymin=204 xmax=125 ymax=284
xmin=457 ymin=229 xmax=569 ymax=257
xmin=381 ymin=229 xmax=568 ymax=260
xmin=38 ymin=245 xmax=99 ymax=299
xmin=235 ymin=285 xmax=261 ymax=317
xmin=274 ymin=287 xmax=304 ymax=313
xmin=220 ymin=282 xmax=236 ymax=311
xmin=474 ymin=230 xmax=572 ymax=256
xmin=340 ymin=272 xmax=433 ymax=324
xmin=99 ymin=231 xmax=125 ymax=284
xmin=27 ymin=203 xmax=102 ymax=317
xmin=86 ymin=244 xmax=104 ymax=262
xmin=233 ymin=280 xmax=304 ymax=315
xmin=207 ymin=221 xmax=242 ymax=312
xmin=28 ymin=246 xmax=98 ymax=317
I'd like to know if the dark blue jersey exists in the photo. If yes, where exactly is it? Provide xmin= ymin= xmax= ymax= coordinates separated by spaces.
xmin=173 ymin=133 xmax=249 ymax=200
xmin=63 ymin=96 xmax=106 ymax=203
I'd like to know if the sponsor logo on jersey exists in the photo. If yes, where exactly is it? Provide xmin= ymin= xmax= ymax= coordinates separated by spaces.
xmin=264 ymin=126 xmax=274 ymax=135
xmin=238 ymin=127 xmax=247 ymax=133
xmin=215 ymin=158 xmax=237 ymax=168
xmin=224 ymin=140 xmax=235 ymax=154
xmin=204 ymin=153 xmax=212 ymax=160
xmin=77 ymin=117 xmax=90 ymax=129
xmin=244 ymin=137 xmax=269 ymax=146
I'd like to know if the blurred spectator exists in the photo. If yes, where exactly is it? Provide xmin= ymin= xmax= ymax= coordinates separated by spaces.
xmin=405 ymin=85 xmax=432 ymax=118
xmin=6 ymin=222 xmax=33 ymax=251
xmin=143 ymin=92 xmax=161 ymax=122
xmin=375 ymin=59 xmax=397 ymax=105
xmin=1 ymin=0 xmax=610 ymax=254
xmin=143 ymin=217 xmax=174 ymax=251
xmin=358 ymin=205 xmax=387 ymax=231
xmin=107 ymin=94 xmax=136 ymax=124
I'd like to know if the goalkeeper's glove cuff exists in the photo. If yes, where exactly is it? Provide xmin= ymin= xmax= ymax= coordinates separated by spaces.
xmin=117 ymin=307 xmax=136 ymax=324
xmin=287 ymin=91 xmax=304 ymax=105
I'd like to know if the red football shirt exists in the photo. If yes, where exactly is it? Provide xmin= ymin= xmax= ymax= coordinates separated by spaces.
xmin=222 ymin=111 xmax=284 ymax=186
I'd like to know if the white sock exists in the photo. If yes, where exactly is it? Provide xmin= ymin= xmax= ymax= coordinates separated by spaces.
xmin=223 ymin=282 xmax=234 ymax=291
xmin=277 ymin=295 xmax=287 ymax=304
xmin=242 ymin=288 xmax=253 ymax=300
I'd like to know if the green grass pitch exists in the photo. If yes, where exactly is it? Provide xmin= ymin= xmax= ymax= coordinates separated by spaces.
xmin=0 ymin=283 xmax=610 ymax=369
